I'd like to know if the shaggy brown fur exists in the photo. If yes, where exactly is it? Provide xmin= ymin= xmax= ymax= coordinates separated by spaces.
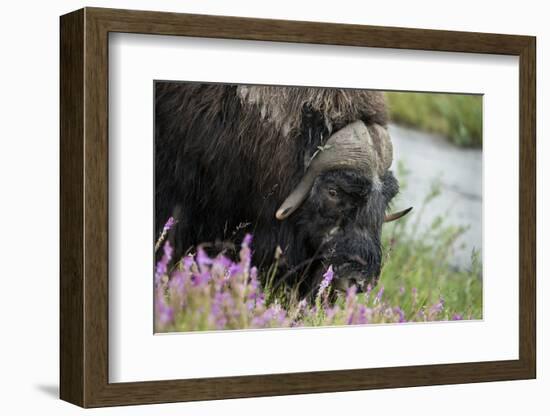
xmin=155 ymin=82 xmax=393 ymax=295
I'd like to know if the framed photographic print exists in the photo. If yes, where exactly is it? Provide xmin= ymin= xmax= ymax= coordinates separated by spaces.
xmin=60 ymin=7 xmax=536 ymax=408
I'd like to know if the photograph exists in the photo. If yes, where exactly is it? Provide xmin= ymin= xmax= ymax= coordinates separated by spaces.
xmin=153 ymin=82 xmax=483 ymax=332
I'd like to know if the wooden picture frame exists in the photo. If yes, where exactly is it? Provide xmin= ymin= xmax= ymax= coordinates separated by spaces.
xmin=60 ymin=7 xmax=536 ymax=408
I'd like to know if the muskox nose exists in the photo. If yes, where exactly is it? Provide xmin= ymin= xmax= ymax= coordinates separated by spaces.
xmin=333 ymin=271 xmax=377 ymax=293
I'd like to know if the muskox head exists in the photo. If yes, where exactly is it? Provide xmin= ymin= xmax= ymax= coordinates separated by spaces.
xmin=274 ymin=117 xmax=411 ymax=293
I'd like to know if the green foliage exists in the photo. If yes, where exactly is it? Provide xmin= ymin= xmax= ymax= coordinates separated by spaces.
xmin=386 ymin=92 xmax=483 ymax=148
xmin=376 ymin=205 xmax=482 ymax=322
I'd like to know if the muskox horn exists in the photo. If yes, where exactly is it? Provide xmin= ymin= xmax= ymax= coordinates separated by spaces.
xmin=384 ymin=206 xmax=413 ymax=222
xmin=276 ymin=120 xmax=392 ymax=220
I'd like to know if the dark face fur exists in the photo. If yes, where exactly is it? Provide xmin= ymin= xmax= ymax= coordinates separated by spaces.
xmin=295 ymin=168 xmax=399 ymax=294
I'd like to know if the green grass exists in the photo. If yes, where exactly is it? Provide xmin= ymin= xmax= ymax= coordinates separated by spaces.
xmin=374 ymin=187 xmax=482 ymax=322
xmin=385 ymin=92 xmax=483 ymax=148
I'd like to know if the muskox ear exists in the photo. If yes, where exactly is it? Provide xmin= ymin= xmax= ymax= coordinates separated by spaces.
xmin=384 ymin=207 xmax=413 ymax=222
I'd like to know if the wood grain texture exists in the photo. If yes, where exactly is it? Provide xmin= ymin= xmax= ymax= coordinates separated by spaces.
xmin=88 ymin=7 xmax=532 ymax=54
xmin=59 ymin=7 xmax=537 ymax=408
xmin=83 ymin=10 xmax=110 ymax=406
xmin=518 ymin=38 xmax=536 ymax=376
xmin=59 ymin=8 xmax=84 ymax=407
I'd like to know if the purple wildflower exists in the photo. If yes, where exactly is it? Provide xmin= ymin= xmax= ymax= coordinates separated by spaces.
xmin=210 ymin=292 xmax=232 ymax=329
xmin=346 ymin=285 xmax=358 ymax=303
xmin=168 ymin=270 xmax=186 ymax=292
xmin=214 ymin=254 xmax=232 ymax=270
xmin=242 ymin=234 xmax=253 ymax=247
xmin=247 ymin=267 xmax=260 ymax=302
xmin=240 ymin=234 xmax=253 ymax=270
xmin=325 ymin=305 xmax=340 ymax=323
xmin=251 ymin=307 xmax=276 ymax=328
xmin=155 ymin=241 xmax=173 ymax=285
xmin=364 ymin=283 xmax=373 ymax=302
xmin=164 ymin=217 xmax=176 ymax=233
xmin=394 ymin=306 xmax=406 ymax=323
xmin=192 ymin=271 xmax=211 ymax=286
xmin=375 ymin=286 xmax=385 ymax=304
xmin=316 ymin=265 xmax=334 ymax=299
xmin=429 ymin=296 xmax=445 ymax=317
xmin=155 ymin=217 xmax=177 ymax=252
xmin=228 ymin=263 xmax=244 ymax=277
xmin=276 ymin=309 xmax=287 ymax=326
xmin=357 ymin=305 xmax=368 ymax=324
xmin=255 ymin=292 xmax=266 ymax=307
xmin=196 ymin=247 xmax=213 ymax=271
xmin=182 ymin=255 xmax=194 ymax=270
xmin=155 ymin=292 xmax=174 ymax=328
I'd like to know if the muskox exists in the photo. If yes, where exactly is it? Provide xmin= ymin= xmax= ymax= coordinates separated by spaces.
xmin=155 ymin=82 xmax=411 ymax=297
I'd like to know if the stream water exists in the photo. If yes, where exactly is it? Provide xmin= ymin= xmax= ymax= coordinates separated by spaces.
xmin=389 ymin=124 xmax=482 ymax=270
